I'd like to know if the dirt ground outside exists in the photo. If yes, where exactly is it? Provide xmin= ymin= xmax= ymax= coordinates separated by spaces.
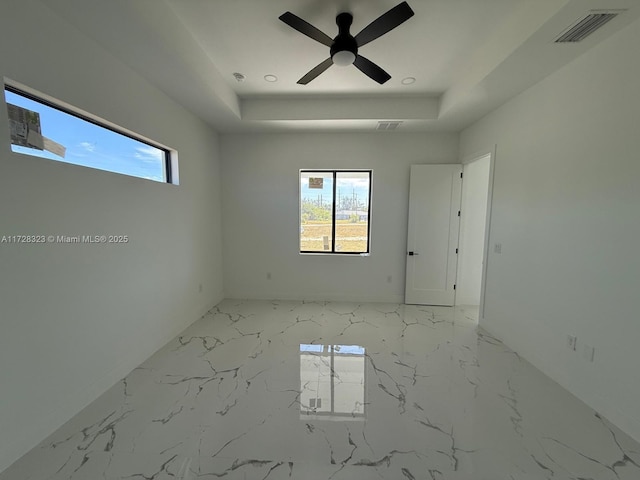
xmin=300 ymin=222 xmax=368 ymax=252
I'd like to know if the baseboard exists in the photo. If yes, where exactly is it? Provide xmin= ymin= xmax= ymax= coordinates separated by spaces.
xmin=224 ymin=292 xmax=405 ymax=304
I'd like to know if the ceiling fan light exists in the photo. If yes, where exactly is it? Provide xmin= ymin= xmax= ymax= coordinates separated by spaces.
xmin=332 ymin=50 xmax=356 ymax=66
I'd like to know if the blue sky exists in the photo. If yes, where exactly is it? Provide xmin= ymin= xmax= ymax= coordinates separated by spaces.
xmin=5 ymin=90 xmax=166 ymax=182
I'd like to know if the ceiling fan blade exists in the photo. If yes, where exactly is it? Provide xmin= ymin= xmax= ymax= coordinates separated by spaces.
xmin=354 ymin=1 xmax=414 ymax=47
xmin=353 ymin=55 xmax=391 ymax=84
xmin=279 ymin=12 xmax=333 ymax=47
xmin=297 ymin=58 xmax=334 ymax=84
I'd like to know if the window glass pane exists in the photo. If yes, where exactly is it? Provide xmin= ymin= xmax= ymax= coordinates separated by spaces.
xmin=332 ymin=345 xmax=365 ymax=355
xmin=4 ymin=88 xmax=168 ymax=183
xmin=300 ymin=171 xmax=334 ymax=252
xmin=333 ymin=354 xmax=365 ymax=415
xmin=335 ymin=172 xmax=370 ymax=253
xmin=300 ymin=352 xmax=331 ymax=414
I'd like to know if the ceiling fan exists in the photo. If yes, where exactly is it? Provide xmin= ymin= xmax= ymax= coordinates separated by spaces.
xmin=279 ymin=2 xmax=414 ymax=85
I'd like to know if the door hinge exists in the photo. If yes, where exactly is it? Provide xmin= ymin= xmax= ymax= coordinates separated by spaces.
xmin=453 ymin=284 xmax=456 ymax=290
xmin=455 ymin=248 xmax=459 ymax=254
xmin=458 ymin=210 xmax=461 ymax=217
xmin=460 ymin=172 xmax=463 ymax=178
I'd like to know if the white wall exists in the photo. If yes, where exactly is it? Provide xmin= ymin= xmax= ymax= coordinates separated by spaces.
xmin=456 ymin=154 xmax=491 ymax=306
xmin=460 ymin=17 xmax=640 ymax=442
xmin=220 ymin=132 xmax=458 ymax=302
xmin=0 ymin=1 xmax=224 ymax=472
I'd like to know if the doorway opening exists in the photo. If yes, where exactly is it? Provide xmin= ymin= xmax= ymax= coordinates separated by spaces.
xmin=455 ymin=152 xmax=494 ymax=321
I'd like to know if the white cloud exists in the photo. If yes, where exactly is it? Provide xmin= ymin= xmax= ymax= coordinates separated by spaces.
xmin=134 ymin=146 xmax=163 ymax=164
xmin=336 ymin=178 xmax=369 ymax=189
xmin=79 ymin=141 xmax=96 ymax=152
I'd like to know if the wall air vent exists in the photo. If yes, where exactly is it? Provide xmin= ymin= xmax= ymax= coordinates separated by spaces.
xmin=555 ymin=10 xmax=626 ymax=43
xmin=377 ymin=121 xmax=402 ymax=131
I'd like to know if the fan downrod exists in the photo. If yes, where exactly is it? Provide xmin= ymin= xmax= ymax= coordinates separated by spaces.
xmin=330 ymin=12 xmax=357 ymax=65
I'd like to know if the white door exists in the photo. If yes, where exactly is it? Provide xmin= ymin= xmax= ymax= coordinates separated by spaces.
xmin=405 ymin=164 xmax=462 ymax=305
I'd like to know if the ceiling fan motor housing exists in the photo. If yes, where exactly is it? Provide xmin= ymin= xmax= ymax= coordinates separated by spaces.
xmin=330 ymin=12 xmax=358 ymax=64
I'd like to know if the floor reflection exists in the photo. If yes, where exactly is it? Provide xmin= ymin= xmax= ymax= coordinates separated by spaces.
xmin=299 ymin=344 xmax=366 ymax=419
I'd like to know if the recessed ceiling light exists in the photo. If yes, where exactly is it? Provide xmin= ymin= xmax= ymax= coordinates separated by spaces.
xmin=264 ymin=74 xmax=278 ymax=83
xmin=232 ymin=72 xmax=246 ymax=82
xmin=401 ymin=77 xmax=416 ymax=85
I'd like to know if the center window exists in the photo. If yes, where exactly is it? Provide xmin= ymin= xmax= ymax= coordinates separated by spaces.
xmin=299 ymin=170 xmax=371 ymax=254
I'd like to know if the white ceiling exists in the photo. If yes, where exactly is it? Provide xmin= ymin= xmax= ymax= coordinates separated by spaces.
xmin=40 ymin=0 xmax=640 ymax=133
xmin=166 ymin=0 xmax=526 ymax=95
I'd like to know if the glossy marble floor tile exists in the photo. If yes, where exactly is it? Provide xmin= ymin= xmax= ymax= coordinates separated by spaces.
xmin=3 ymin=300 xmax=640 ymax=480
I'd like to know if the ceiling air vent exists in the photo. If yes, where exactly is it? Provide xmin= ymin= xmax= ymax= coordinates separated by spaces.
xmin=377 ymin=121 xmax=402 ymax=131
xmin=555 ymin=10 xmax=625 ymax=43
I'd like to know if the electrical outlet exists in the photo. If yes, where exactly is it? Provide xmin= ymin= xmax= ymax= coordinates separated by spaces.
xmin=567 ymin=335 xmax=577 ymax=351
xmin=583 ymin=345 xmax=595 ymax=362
xmin=494 ymin=243 xmax=502 ymax=254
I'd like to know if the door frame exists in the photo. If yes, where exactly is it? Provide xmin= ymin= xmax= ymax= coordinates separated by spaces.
xmin=460 ymin=146 xmax=497 ymax=322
